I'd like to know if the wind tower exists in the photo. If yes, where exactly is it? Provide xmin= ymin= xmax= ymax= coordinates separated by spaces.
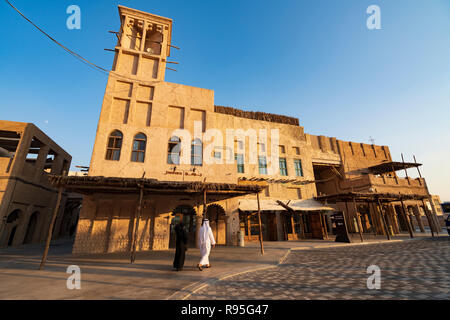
xmin=111 ymin=5 xmax=174 ymax=81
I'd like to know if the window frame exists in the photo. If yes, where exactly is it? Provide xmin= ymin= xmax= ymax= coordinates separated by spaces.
xmin=191 ymin=138 xmax=203 ymax=166
xmin=131 ymin=133 xmax=147 ymax=163
xmin=279 ymin=158 xmax=288 ymax=176
xmin=105 ymin=130 xmax=123 ymax=161
xmin=258 ymin=156 xmax=268 ymax=175
xmin=167 ymin=136 xmax=181 ymax=165
xmin=235 ymin=153 xmax=245 ymax=173
xmin=294 ymin=159 xmax=303 ymax=177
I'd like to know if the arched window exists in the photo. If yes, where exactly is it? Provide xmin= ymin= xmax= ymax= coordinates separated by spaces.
xmin=6 ymin=209 xmax=22 ymax=247
xmin=167 ymin=136 xmax=181 ymax=165
xmin=106 ymin=130 xmax=123 ymax=161
xmin=191 ymin=139 xmax=203 ymax=166
xmin=131 ymin=133 xmax=147 ymax=163
xmin=6 ymin=209 xmax=21 ymax=224
xmin=24 ymin=212 xmax=39 ymax=244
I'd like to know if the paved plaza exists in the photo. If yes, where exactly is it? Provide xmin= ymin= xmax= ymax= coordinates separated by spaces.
xmin=190 ymin=237 xmax=450 ymax=300
xmin=0 ymin=235 xmax=448 ymax=300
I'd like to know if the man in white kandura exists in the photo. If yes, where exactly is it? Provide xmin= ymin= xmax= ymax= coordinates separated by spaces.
xmin=197 ymin=219 xmax=216 ymax=271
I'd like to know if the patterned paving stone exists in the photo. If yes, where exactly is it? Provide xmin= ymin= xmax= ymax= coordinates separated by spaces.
xmin=190 ymin=238 xmax=450 ymax=300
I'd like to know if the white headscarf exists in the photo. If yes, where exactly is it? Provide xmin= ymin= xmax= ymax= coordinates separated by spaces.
xmin=199 ymin=219 xmax=211 ymax=245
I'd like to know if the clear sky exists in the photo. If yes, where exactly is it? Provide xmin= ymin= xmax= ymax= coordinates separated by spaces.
xmin=1 ymin=0 xmax=449 ymax=200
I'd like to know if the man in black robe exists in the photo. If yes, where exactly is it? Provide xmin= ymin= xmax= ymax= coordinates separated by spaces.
xmin=173 ymin=222 xmax=188 ymax=271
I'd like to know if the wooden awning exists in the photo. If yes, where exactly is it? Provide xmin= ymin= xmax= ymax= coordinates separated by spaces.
xmin=239 ymin=199 xmax=334 ymax=212
xmin=367 ymin=161 xmax=422 ymax=175
xmin=315 ymin=192 xmax=429 ymax=204
xmin=48 ymin=175 xmax=263 ymax=196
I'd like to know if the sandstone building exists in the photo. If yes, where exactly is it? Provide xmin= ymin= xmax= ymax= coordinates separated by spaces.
xmin=0 ymin=121 xmax=73 ymax=247
xmin=52 ymin=6 xmax=442 ymax=254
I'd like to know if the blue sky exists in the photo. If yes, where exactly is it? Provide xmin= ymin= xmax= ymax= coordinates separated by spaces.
xmin=0 ymin=0 xmax=449 ymax=200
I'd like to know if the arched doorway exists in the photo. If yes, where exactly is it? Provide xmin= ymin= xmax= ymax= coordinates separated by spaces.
xmin=24 ymin=212 xmax=39 ymax=244
xmin=169 ymin=206 xmax=197 ymax=248
xmin=5 ymin=209 xmax=22 ymax=247
xmin=206 ymin=204 xmax=227 ymax=245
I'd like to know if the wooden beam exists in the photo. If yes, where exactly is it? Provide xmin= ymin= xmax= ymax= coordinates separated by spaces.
xmin=344 ymin=201 xmax=352 ymax=235
xmin=320 ymin=212 xmax=329 ymax=240
xmin=400 ymin=199 xmax=414 ymax=238
xmin=203 ymin=188 xmax=207 ymax=219
xmin=377 ymin=199 xmax=391 ymax=240
xmin=256 ymin=193 xmax=264 ymax=255
xmin=130 ymin=184 xmax=144 ymax=264
xmin=39 ymin=186 xmax=63 ymax=270
xmin=413 ymin=155 xmax=422 ymax=178
xmin=368 ymin=202 xmax=377 ymax=236
xmin=421 ymin=199 xmax=435 ymax=237
xmin=353 ymin=197 xmax=364 ymax=242
xmin=401 ymin=153 xmax=409 ymax=179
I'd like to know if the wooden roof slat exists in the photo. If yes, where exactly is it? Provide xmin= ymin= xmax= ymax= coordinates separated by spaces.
xmin=315 ymin=191 xmax=429 ymax=204
xmin=48 ymin=175 xmax=263 ymax=196
xmin=367 ymin=161 xmax=422 ymax=175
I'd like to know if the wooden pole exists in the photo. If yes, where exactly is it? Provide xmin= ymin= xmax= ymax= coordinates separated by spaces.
xmin=413 ymin=155 xmax=422 ymax=178
xmin=321 ymin=212 xmax=329 ymax=240
xmin=256 ymin=192 xmax=264 ymax=255
xmin=368 ymin=202 xmax=377 ymax=236
xmin=400 ymin=199 xmax=414 ymax=238
xmin=39 ymin=186 xmax=63 ymax=270
xmin=401 ymin=153 xmax=409 ymax=178
xmin=291 ymin=214 xmax=296 ymax=239
xmin=426 ymin=198 xmax=440 ymax=234
xmin=353 ymin=198 xmax=364 ymax=242
xmin=344 ymin=201 xmax=352 ymax=236
xmin=377 ymin=199 xmax=391 ymax=240
xmin=421 ymin=199 xmax=435 ymax=237
xmin=203 ymin=189 xmax=207 ymax=219
xmin=131 ymin=185 xmax=144 ymax=264
xmin=299 ymin=212 xmax=306 ymax=239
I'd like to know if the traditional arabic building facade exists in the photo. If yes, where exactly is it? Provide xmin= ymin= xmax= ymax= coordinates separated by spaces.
xmin=59 ymin=6 xmax=442 ymax=254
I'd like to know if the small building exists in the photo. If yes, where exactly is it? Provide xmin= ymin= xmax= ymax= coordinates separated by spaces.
xmin=0 ymin=121 xmax=72 ymax=247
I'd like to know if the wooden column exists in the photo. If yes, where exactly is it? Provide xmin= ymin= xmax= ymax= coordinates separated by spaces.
xmin=131 ymin=185 xmax=144 ymax=264
xmin=353 ymin=198 xmax=364 ymax=242
xmin=421 ymin=199 xmax=435 ymax=237
xmin=257 ymin=192 xmax=264 ymax=255
xmin=369 ymin=202 xmax=378 ymax=236
xmin=412 ymin=205 xmax=425 ymax=233
xmin=291 ymin=215 xmax=296 ymax=239
xmin=203 ymin=189 xmax=207 ymax=218
xmin=39 ymin=186 xmax=63 ymax=270
xmin=377 ymin=199 xmax=391 ymax=240
xmin=298 ymin=212 xmax=306 ymax=239
xmin=320 ymin=212 xmax=329 ymax=240
xmin=400 ymin=200 xmax=414 ymax=238
xmin=344 ymin=201 xmax=352 ymax=235
xmin=427 ymin=198 xmax=441 ymax=234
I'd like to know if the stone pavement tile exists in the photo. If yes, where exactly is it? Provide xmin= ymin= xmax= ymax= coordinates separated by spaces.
xmin=190 ymin=238 xmax=450 ymax=300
